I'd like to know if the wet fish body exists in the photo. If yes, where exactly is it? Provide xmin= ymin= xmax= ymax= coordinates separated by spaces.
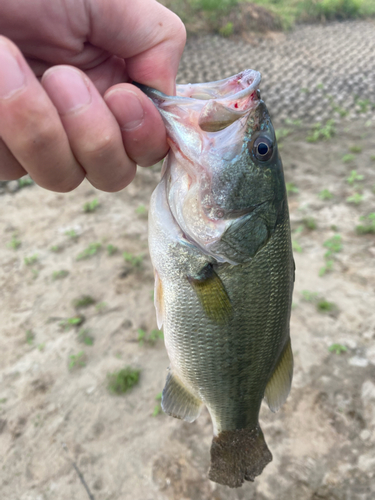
xmin=141 ymin=70 xmax=294 ymax=488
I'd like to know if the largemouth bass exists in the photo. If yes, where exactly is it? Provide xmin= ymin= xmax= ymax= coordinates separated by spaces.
xmin=139 ymin=70 xmax=294 ymax=488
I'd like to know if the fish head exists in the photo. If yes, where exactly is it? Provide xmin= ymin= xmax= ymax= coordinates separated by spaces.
xmin=139 ymin=71 xmax=286 ymax=262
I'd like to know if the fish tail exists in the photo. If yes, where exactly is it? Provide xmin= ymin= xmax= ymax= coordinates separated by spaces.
xmin=208 ymin=425 xmax=272 ymax=488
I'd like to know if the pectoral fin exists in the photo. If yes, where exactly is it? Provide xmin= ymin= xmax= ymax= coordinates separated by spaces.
xmin=162 ymin=371 xmax=202 ymax=423
xmin=188 ymin=265 xmax=232 ymax=324
xmin=264 ymin=338 xmax=293 ymax=413
xmin=154 ymin=270 xmax=164 ymax=329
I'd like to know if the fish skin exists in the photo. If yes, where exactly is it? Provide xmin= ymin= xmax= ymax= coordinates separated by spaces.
xmin=144 ymin=70 xmax=294 ymax=487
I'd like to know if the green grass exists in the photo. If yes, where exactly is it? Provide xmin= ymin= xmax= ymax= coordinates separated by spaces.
xmin=307 ymin=120 xmax=335 ymax=142
xmin=52 ymin=269 xmax=69 ymax=280
xmin=123 ymin=251 xmax=143 ymax=268
xmin=138 ymin=328 xmax=164 ymax=346
xmin=301 ymin=290 xmax=319 ymax=302
xmin=356 ymin=213 xmax=375 ymax=234
xmin=275 ymin=128 xmax=290 ymax=142
xmin=25 ymin=330 xmax=34 ymax=345
xmin=135 ymin=204 xmax=148 ymax=217
xmin=77 ymin=328 xmax=94 ymax=346
xmin=7 ymin=234 xmax=21 ymax=250
xmin=349 ymin=145 xmax=362 ymax=153
xmin=152 ymin=392 xmax=163 ymax=417
xmin=346 ymin=193 xmax=363 ymax=205
xmin=68 ymin=351 xmax=86 ymax=370
xmin=107 ymin=244 xmax=118 ymax=255
xmin=303 ymin=217 xmax=317 ymax=230
xmin=292 ymin=239 xmax=302 ymax=253
xmin=328 ymin=343 xmax=347 ymax=355
xmin=342 ymin=154 xmax=355 ymax=163
xmin=73 ymin=295 xmax=96 ymax=309
xmin=107 ymin=367 xmax=140 ymax=395
xmin=65 ymin=229 xmax=79 ymax=239
xmin=347 ymin=170 xmax=364 ymax=185
xmin=83 ymin=198 xmax=99 ymax=213
xmin=59 ymin=316 xmax=85 ymax=331
xmin=317 ymin=299 xmax=336 ymax=313
xmin=286 ymin=182 xmax=299 ymax=195
xmin=24 ymin=254 xmax=38 ymax=266
xmin=319 ymin=235 xmax=342 ymax=276
xmin=319 ymin=189 xmax=334 ymax=201
xmin=95 ymin=301 xmax=108 ymax=312
xmin=18 ymin=177 xmax=34 ymax=189
xmin=76 ymin=242 xmax=102 ymax=260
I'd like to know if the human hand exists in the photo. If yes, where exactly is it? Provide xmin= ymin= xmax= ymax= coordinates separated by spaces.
xmin=0 ymin=0 xmax=185 ymax=192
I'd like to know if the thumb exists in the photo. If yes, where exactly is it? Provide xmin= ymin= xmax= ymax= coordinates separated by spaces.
xmin=87 ymin=0 xmax=186 ymax=95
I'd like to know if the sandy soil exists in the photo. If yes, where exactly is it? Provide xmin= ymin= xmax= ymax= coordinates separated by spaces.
xmin=1 ymin=118 xmax=375 ymax=500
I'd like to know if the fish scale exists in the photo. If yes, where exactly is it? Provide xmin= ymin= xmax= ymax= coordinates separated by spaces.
xmin=142 ymin=70 xmax=294 ymax=487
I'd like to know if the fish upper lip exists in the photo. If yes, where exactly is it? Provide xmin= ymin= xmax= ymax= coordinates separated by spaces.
xmin=134 ymin=70 xmax=261 ymax=105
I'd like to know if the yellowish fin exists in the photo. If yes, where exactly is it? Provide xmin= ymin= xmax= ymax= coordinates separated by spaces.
xmin=264 ymin=338 xmax=293 ymax=413
xmin=154 ymin=270 xmax=164 ymax=329
xmin=162 ymin=371 xmax=202 ymax=423
xmin=188 ymin=266 xmax=232 ymax=324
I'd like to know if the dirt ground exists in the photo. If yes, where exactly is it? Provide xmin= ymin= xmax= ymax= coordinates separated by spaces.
xmin=1 ymin=117 xmax=375 ymax=498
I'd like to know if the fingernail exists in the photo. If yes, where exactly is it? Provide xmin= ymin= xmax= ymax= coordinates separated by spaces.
xmin=0 ymin=43 xmax=26 ymax=99
xmin=106 ymin=90 xmax=144 ymax=131
xmin=42 ymin=66 xmax=91 ymax=114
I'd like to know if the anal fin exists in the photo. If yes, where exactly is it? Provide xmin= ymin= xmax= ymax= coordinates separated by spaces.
xmin=264 ymin=338 xmax=293 ymax=413
xmin=162 ymin=371 xmax=202 ymax=423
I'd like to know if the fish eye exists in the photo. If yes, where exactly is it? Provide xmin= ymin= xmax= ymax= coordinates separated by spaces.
xmin=253 ymin=136 xmax=273 ymax=161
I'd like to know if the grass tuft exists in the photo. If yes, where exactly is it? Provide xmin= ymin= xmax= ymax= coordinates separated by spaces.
xmin=107 ymin=367 xmax=140 ymax=395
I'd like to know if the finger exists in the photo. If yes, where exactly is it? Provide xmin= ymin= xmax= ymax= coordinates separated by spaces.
xmin=104 ymin=83 xmax=168 ymax=167
xmin=88 ymin=0 xmax=186 ymax=94
xmin=42 ymin=66 xmax=136 ymax=192
xmin=0 ymin=36 xmax=84 ymax=192
xmin=0 ymin=138 xmax=27 ymax=180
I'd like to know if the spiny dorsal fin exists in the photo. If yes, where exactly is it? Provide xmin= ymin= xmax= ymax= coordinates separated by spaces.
xmin=188 ymin=265 xmax=232 ymax=324
xmin=264 ymin=338 xmax=293 ymax=413
xmin=162 ymin=371 xmax=202 ymax=423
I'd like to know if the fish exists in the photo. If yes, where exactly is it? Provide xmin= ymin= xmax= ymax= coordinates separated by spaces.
xmin=137 ymin=69 xmax=294 ymax=488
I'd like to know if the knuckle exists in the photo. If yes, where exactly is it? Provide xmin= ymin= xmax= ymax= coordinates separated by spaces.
xmin=82 ymin=134 xmax=118 ymax=160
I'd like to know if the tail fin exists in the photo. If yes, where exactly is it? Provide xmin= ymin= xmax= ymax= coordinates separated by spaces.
xmin=208 ymin=425 xmax=272 ymax=488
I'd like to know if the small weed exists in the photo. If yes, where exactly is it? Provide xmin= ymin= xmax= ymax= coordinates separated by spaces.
xmin=68 ymin=351 xmax=86 ymax=370
xmin=303 ymin=217 xmax=317 ymax=230
xmin=292 ymin=240 xmax=302 ymax=253
xmin=25 ymin=330 xmax=34 ymax=345
xmin=107 ymin=367 xmax=140 ymax=395
xmin=52 ymin=270 xmax=69 ymax=280
xmin=307 ymin=119 xmax=335 ymax=142
xmin=7 ymin=234 xmax=21 ymax=250
xmin=301 ymin=290 xmax=319 ymax=302
xmin=83 ymin=198 xmax=99 ymax=213
xmin=323 ymin=235 xmax=342 ymax=257
xmin=284 ymin=118 xmax=301 ymax=126
xmin=286 ymin=182 xmax=299 ymax=195
xmin=107 ymin=244 xmax=118 ymax=255
xmin=317 ymin=299 xmax=336 ymax=313
xmin=356 ymin=213 xmax=375 ymax=234
xmin=328 ymin=344 xmax=347 ymax=355
xmin=275 ymin=128 xmax=290 ymax=142
xmin=356 ymin=98 xmax=371 ymax=113
xmin=327 ymin=96 xmax=348 ymax=117
xmin=78 ymin=328 xmax=94 ymax=346
xmin=152 ymin=392 xmax=163 ymax=417
xmin=59 ymin=316 xmax=85 ymax=331
xmin=135 ymin=204 xmax=147 ymax=217
xmin=18 ymin=177 xmax=34 ymax=189
xmin=349 ymin=145 xmax=362 ymax=153
xmin=24 ymin=254 xmax=38 ymax=266
xmin=65 ymin=229 xmax=79 ymax=239
xmin=347 ymin=170 xmax=364 ymax=186
xmin=346 ymin=193 xmax=363 ymax=205
xmin=95 ymin=301 xmax=108 ymax=313
xmin=219 ymin=21 xmax=233 ymax=36
xmin=319 ymin=189 xmax=333 ymax=200
xmin=73 ymin=295 xmax=96 ymax=309
xmin=123 ymin=251 xmax=143 ymax=268
xmin=342 ymin=154 xmax=355 ymax=163
xmin=138 ymin=328 xmax=164 ymax=346
xmin=38 ymin=343 xmax=45 ymax=351
xmin=316 ymin=83 xmax=324 ymax=90
xmin=319 ymin=260 xmax=334 ymax=276
xmin=76 ymin=242 xmax=102 ymax=260
xmin=0 ymin=398 xmax=7 ymax=404
xmin=50 ymin=245 xmax=62 ymax=253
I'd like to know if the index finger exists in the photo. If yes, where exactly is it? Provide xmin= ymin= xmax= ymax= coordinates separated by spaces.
xmin=87 ymin=0 xmax=186 ymax=95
